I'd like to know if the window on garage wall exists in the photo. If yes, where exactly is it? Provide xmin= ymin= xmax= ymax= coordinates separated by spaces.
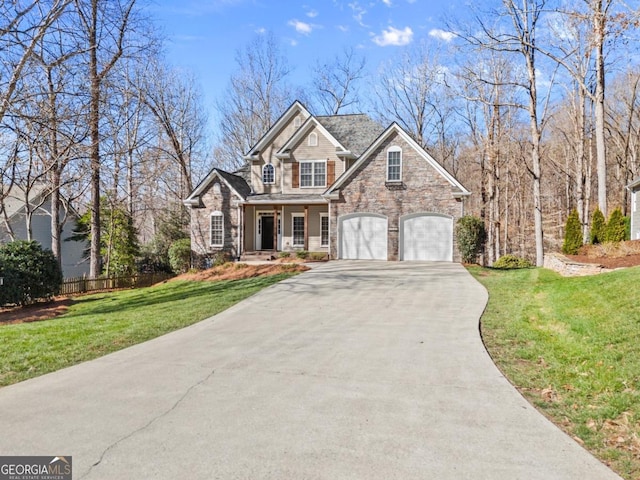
xmin=210 ymin=212 xmax=224 ymax=247
xmin=387 ymin=146 xmax=402 ymax=182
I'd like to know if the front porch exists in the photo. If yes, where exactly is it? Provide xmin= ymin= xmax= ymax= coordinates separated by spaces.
xmin=243 ymin=201 xmax=329 ymax=255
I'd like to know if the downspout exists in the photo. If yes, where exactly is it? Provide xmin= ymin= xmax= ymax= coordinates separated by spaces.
xmin=327 ymin=200 xmax=332 ymax=260
xmin=237 ymin=204 xmax=243 ymax=261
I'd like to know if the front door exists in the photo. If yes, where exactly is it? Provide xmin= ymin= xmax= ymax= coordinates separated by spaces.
xmin=256 ymin=212 xmax=281 ymax=250
xmin=262 ymin=216 xmax=275 ymax=250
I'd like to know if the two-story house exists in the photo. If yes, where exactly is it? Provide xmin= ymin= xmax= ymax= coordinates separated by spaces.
xmin=184 ymin=101 xmax=470 ymax=264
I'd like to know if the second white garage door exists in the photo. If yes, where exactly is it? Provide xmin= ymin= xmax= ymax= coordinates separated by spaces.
xmin=401 ymin=214 xmax=453 ymax=261
xmin=340 ymin=214 xmax=387 ymax=260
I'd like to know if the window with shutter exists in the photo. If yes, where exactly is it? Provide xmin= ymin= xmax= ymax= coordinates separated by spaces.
xmin=292 ymin=162 xmax=299 ymax=188
xmin=327 ymin=160 xmax=335 ymax=185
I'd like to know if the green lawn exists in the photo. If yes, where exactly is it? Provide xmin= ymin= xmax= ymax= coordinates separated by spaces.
xmin=470 ymin=265 xmax=640 ymax=479
xmin=0 ymin=273 xmax=297 ymax=388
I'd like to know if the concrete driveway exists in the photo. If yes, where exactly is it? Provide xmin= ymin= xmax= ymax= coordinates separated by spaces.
xmin=0 ymin=261 xmax=621 ymax=479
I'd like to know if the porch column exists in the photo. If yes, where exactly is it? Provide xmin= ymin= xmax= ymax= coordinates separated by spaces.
xmin=273 ymin=207 xmax=278 ymax=252
xmin=304 ymin=205 xmax=309 ymax=250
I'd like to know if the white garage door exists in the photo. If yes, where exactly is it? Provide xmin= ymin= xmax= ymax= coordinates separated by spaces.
xmin=402 ymin=214 xmax=453 ymax=261
xmin=340 ymin=214 xmax=387 ymax=260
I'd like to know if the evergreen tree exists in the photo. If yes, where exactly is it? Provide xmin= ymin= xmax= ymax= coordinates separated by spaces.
xmin=562 ymin=209 xmax=583 ymax=255
xmin=590 ymin=208 xmax=606 ymax=244
xmin=605 ymin=207 xmax=626 ymax=243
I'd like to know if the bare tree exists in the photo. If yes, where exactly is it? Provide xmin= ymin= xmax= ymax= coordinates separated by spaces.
xmin=310 ymin=47 xmax=367 ymax=115
xmin=0 ymin=0 xmax=71 ymax=123
xmin=371 ymin=40 xmax=451 ymax=149
xmin=607 ymin=69 xmax=640 ymax=212
xmin=213 ymin=32 xmax=293 ymax=170
xmin=455 ymin=51 xmax=520 ymax=264
xmin=544 ymin=0 xmax=636 ymax=216
xmin=459 ymin=0 xmax=552 ymax=266
xmin=140 ymin=60 xmax=208 ymax=200
xmin=72 ymin=0 xmax=145 ymax=277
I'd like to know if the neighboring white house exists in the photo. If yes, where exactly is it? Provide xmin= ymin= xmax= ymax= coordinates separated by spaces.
xmin=0 ymin=185 xmax=89 ymax=278
xmin=627 ymin=176 xmax=640 ymax=241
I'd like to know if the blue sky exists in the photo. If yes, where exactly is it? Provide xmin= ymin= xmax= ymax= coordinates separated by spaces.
xmin=149 ymin=0 xmax=464 ymax=120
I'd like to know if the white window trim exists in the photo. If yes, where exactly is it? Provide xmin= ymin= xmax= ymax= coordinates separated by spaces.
xmin=320 ymin=213 xmax=329 ymax=247
xmin=299 ymin=159 xmax=327 ymax=188
xmin=294 ymin=116 xmax=301 ymax=128
xmin=262 ymin=163 xmax=275 ymax=184
xmin=292 ymin=213 xmax=305 ymax=247
xmin=633 ymin=191 xmax=637 ymax=213
xmin=308 ymin=132 xmax=318 ymax=147
xmin=210 ymin=211 xmax=224 ymax=247
xmin=387 ymin=146 xmax=403 ymax=182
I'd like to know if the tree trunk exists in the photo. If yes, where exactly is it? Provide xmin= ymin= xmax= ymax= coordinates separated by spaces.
xmin=88 ymin=0 xmax=101 ymax=278
xmin=594 ymin=0 xmax=607 ymax=215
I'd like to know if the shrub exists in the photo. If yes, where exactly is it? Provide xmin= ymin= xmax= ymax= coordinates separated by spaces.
xmin=590 ymin=208 xmax=606 ymax=244
xmin=456 ymin=216 xmax=486 ymax=264
xmin=492 ymin=254 xmax=533 ymax=270
xmin=605 ymin=207 xmax=626 ymax=243
xmin=278 ymin=251 xmax=291 ymax=259
xmin=562 ymin=209 xmax=583 ymax=255
xmin=212 ymin=251 xmax=232 ymax=267
xmin=624 ymin=215 xmax=631 ymax=241
xmin=295 ymin=250 xmax=309 ymax=259
xmin=168 ymin=238 xmax=191 ymax=274
xmin=0 ymin=240 xmax=62 ymax=306
xmin=308 ymin=252 xmax=328 ymax=261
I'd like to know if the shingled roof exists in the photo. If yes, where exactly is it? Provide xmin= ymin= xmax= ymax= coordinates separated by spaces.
xmin=216 ymin=169 xmax=252 ymax=198
xmin=316 ymin=114 xmax=385 ymax=156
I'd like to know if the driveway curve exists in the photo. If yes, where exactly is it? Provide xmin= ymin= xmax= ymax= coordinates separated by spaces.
xmin=0 ymin=261 xmax=621 ymax=479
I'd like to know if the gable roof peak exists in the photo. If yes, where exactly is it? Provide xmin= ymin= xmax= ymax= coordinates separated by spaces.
xmin=244 ymin=100 xmax=311 ymax=159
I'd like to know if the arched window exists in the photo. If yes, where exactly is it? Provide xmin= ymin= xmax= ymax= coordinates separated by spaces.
xmin=308 ymin=132 xmax=318 ymax=147
xmin=262 ymin=163 xmax=275 ymax=184
xmin=387 ymin=146 xmax=402 ymax=182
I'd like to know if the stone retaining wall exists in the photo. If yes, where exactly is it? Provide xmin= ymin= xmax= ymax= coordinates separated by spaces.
xmin=544 ymin=252 xmax=612 ymax=277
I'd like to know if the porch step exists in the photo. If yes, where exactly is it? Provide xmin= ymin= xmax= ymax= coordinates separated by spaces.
xmin=240 ymin=251 xmax=278 ymax=262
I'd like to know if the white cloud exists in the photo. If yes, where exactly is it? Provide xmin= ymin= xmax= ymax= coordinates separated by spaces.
xmin=255 ymin=27 xmax=266 ymax=34
xmin=306 ymin=9 xmax=318 ymax=18
xmin=372 ymin=26 xmax=413 ymax=46
xmin=337 ymin=25 xmax=349 ymax=32
xmin=382 ymin=0 xmax=392 ymax=6
xmin=428 ymin=28 xmax=455 ymax=42
xmin=288 ymin=19 xmax=313 ymax=35
xmin=349 ymin=2 xmax=368 ymax=27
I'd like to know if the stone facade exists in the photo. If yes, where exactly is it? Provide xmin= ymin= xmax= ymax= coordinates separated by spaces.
xmin=544 ymin=252 xmax=611 ymax=276
xmin=190 ymin=177 xmax=242 ymax=266
xmin=328 ymin=132 xmax=464 ymax=261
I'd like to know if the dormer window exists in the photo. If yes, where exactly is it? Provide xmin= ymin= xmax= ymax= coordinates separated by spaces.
xmin=262 ymin=163 xmax=275 ymax=184
xmin=387 ymin=146 xmax=402 ymax=182
xmin=308 ymin=132 xmax=318 ymax=147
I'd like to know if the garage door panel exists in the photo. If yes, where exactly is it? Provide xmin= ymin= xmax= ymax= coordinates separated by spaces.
xmin=340 ymin=215 xmax=387 ymax=260
xmin=402 ymin=215 xmax=452 ymax=261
